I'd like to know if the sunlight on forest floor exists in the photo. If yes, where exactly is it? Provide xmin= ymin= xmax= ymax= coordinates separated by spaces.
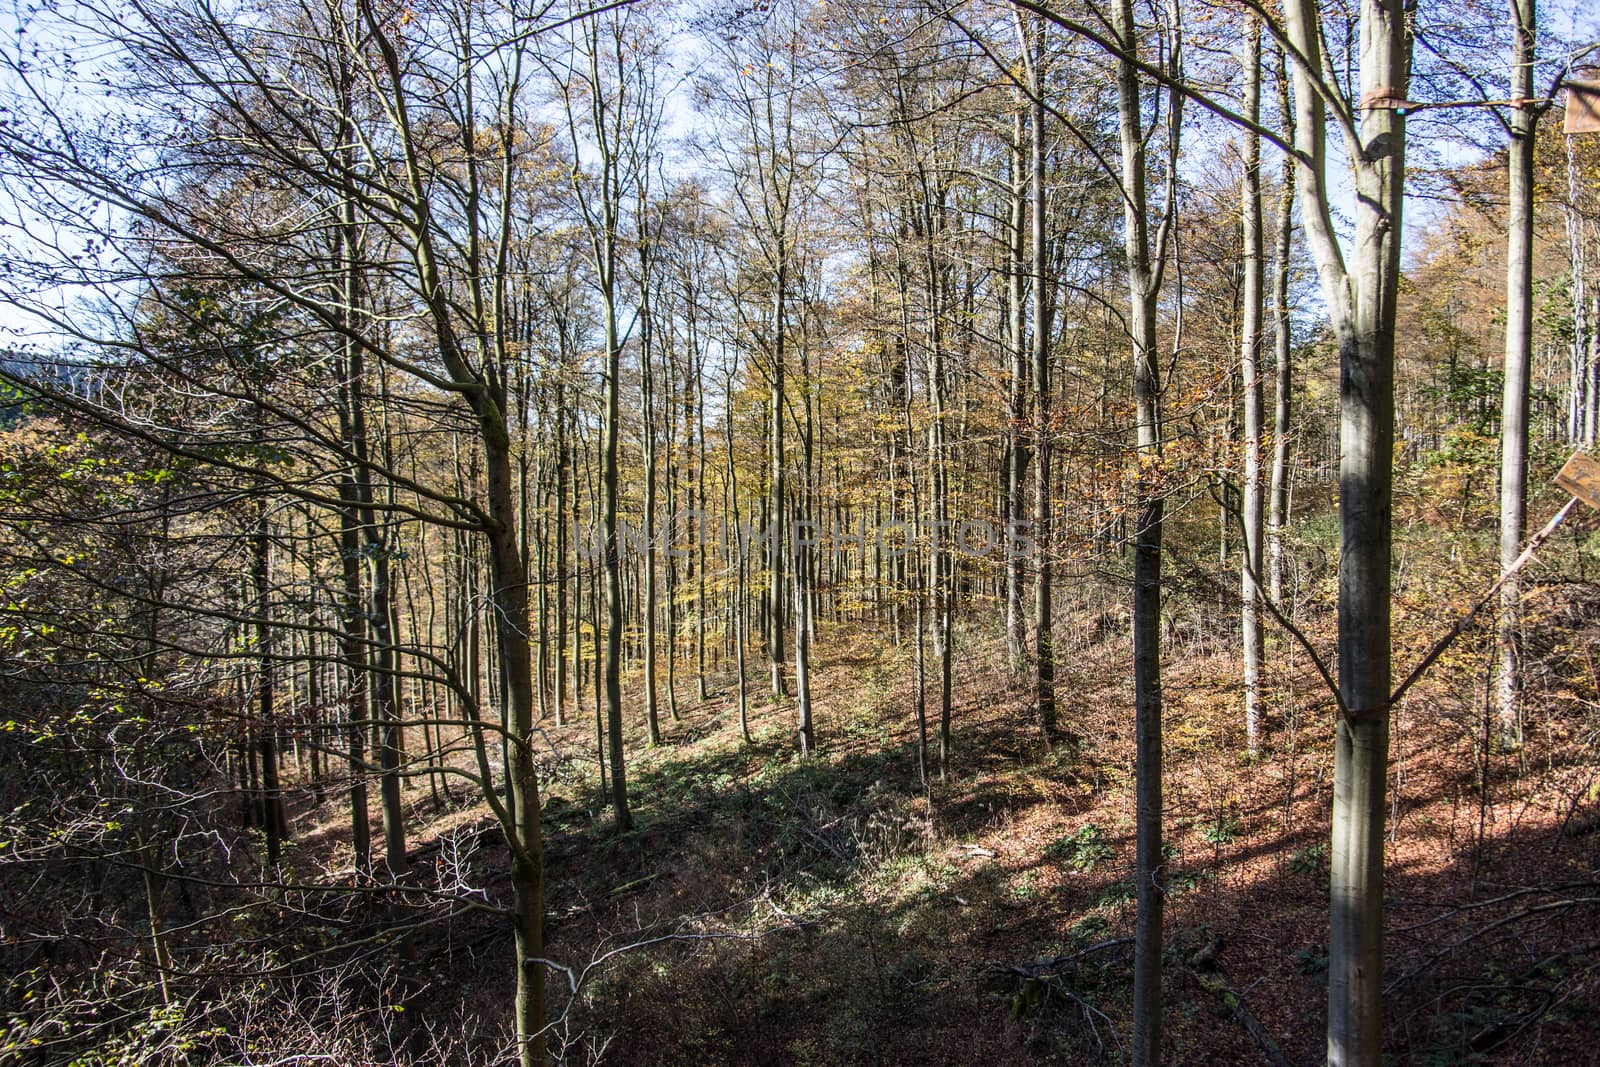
xmin=281 ymin=586 xmax=1600 ymax=1066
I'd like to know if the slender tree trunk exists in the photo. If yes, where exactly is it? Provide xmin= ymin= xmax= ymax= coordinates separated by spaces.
xmin=603 ymin=292 xmax=632 ymax=828
xmin=769 ymin=269 xmax=789 ymax=701
xmin=641 ymin=273 xmax=661 ymax=746
xmin=1282 ymin=0 xmax=1409 ymax=1060
xmin=1026 ymin=23 xmax=1058 ymax=749
xmin=334 ymin=110 xmax=370 ymax=873
xmin=254 ymin=499 xmax=284 ymax=868
xmin=481 ymin=437 xmax=545 ymax=1067
xmin=1006 ymin=106 xmax=1030 ymax=676
xmin=696 ymin=345 xmax=709 ymax=703
xmin=1112 ymin=0 xmax=1180 ymax=1057
xmin=794 ymin=546 xmax=814 ymax=756
xmin=555 ymin=368 xmax=569 ymax=729
xmin=1565 ymin=135 xmax=1591 ymax=444
xmin=139 ymin=839 xmax=172 ymax=1004
xmin=922 ymin=195 xmax=954 ymax=778
xmin=1496 ymin=0 xmax=1537 ymax=747
xmin=361 ymin=450 xmax=406 ymax=877
xmin=726 ymin=384 xmax=751 ymax=742
xmin=1240 ymin=20 xmax=1266 ymax=757
xmin=1267 ymin=44 xmax=1296 ymax=607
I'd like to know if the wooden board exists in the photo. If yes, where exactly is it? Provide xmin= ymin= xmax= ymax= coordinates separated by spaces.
xmin=1555 ymin=451 xmax=1600 ymax=509
xmin=1566 ymin=78 xmax=1600 ymax=134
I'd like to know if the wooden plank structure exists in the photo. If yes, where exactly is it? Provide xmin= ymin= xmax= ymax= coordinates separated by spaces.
xmin=1566 ymin=71 xmax=1600 ymax=134
xmin=1555 ymin=450 xmax=1600 ymax=508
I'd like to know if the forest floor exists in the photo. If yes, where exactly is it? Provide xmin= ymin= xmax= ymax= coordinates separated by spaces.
xmin=286 ymin=581 xmax=1600 ymax=1066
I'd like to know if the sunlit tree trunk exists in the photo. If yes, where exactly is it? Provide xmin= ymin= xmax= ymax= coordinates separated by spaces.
xmin=1495 ymin=0 xmax=1537 ymax=747
xmin=1110 ymin=0 xmax=1181 ymax=1058
xmin=1002 ymin=105 xmax=1031 ymax=675
xmin=1267 ymin=44 xmax=1297 ymax=607
xmin=1282 ymin=0 xmax=1410 ymax=1059
xmin=1240 ymin=19 xmax=1266 ymax=758
xmin=1024 ymin=20 xmax=1058 ymax=749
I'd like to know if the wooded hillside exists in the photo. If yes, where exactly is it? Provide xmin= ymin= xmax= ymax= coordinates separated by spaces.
xmin=2 ymin=0 xmax=1599 ymax=1063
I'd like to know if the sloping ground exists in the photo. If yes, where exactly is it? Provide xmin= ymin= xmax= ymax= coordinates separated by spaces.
xmin=279 ymin=582 xmax=1600 ymax=1066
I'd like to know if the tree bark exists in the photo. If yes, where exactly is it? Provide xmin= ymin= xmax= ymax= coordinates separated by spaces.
xmin=1240 ymin=19 xmax=1266 ymax=758
xmin=1495 ymin=0 xmax=1537 ymax=747
xmin=1111 ymin=0 xmax=1180 ymax=1057
xmin=1281 ymin=0 xmax=1409 ymax=1060
xmin=1005 ymin=103 xmax=1030 ymax=675
xmin=1267 ymin=44 xmax=1296 ymax=608
xmin=1025 ymin=22 xmax=1058 ymax=749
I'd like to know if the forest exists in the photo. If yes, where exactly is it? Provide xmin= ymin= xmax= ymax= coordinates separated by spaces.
xmin=2 ymin=0 xmax=1600 ymax=1062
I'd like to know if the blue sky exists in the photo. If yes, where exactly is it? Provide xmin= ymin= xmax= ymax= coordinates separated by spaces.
xmin=3 ymin=0 xmax=1600 ymax=351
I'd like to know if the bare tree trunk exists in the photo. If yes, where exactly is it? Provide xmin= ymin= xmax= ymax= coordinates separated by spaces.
xmin=334 ymin=98 xmax=371 ymax=873
xmin=770 ymin=272 xmax=789 ymax=702
xmin=363 ymin=382 xmax=407 ymax=879
xmin=794 ymin=545 xmax=814 ymax=756
xmin=640 ymin=258 xmax=661 ymax=745
xmin=555 ymin=365 xmax=569 ymax=729
xmin=1240 ymin=19 xmax=1266 ymax=758
xmin=693 ymin=317 xmax=710 ymax=703
xmin=602 ymin=283 xmax=632 ymax=828
xmin=1495 ymin=0 xmax=1537 ymax=747
xmin=664 ymin=344 xmax=682 ymax=725
xmin=1111 ymin=0 xmax=1181 ymax=1057
xmin=1267 ymin=44 xmax=1296 ymax=607
xmin=1282 ymin=0 xmax=1409 ymax=1059
xmin=254 ymin=498 xmax=284 ymax=868
xmin=1005 ymin=106 xmax=1030 ymax=677
xmin=726 ymin=370 xmax=752 ymax=742
xmin=1025 ymin=22 xmax=1058 ymax=749
xmin=1565 ymin=135 xmax=1591 ymax=444
xmin=139 ymin=840 xmax=173 ymax=1004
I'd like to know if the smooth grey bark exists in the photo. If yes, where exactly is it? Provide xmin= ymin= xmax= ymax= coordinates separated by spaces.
xmin=1565 ymin=132 xmax=1593 ymax=444
xmin=359 ymin=376 xmax=406 ymax=879
xmin=909 ymin=143 xmax=955 ymax=777
xmin=1495 ymin=0 xmax=1537 ymax=747
xmin=554 ymin=16 xmax=637 ymax=832
xmin=1005 ymin=106 xmax=1031 ymax=675
xmin=1240 ymin=19 xmax=1266 ymax=758
xmin=725 ymin=360 xmax=752 ymax=742
xmin=640 ymin=242 xmax=662 ymax=747
xmin=336 ymin=341 xmax=372 ymax=878
xmin=1023 ymin=20 xmax=1058 ymax=748
xmin=793 ymin=302 xmax=817 ymax=754
xmin=601 ymin=269 xmax=631 ymax=828
xmin=253 ymin=498 xmax=284 ymax=868
xmin=1281 ymin=0 xmax=1410 ymax=1060
xmin=793 ymin=542 xmax=814 ymax=756
xmin=1267 ymin=45 xmax=1296 ymax=607
xmin=664 ymin=346 xmax=681 ymax=726
xmin=554 ymin=353 xmax=569 ymax=729
xmin=1565 ymin=135 xmax=1591 ymax=444
xmin=692 ymin=301 xmax=710 ymax=704
xmin=1110 ymin=0 xmax=1181 ymax=1059
xmin=930 ymin=311 xmax=954 ymax=778
xmin=770 ymin=270 xmax=789 ymax=703
xmin=333 ymin=79 xmax=371 ymax=874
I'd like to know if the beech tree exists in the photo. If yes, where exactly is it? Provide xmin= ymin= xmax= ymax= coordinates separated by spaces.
xmin=1279 ymin=0 xmax=1411 ymax=1059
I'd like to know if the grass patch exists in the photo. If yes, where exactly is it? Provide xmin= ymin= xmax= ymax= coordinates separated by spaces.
xmin=1043 ymin=824 xmax=1115 ymax=872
